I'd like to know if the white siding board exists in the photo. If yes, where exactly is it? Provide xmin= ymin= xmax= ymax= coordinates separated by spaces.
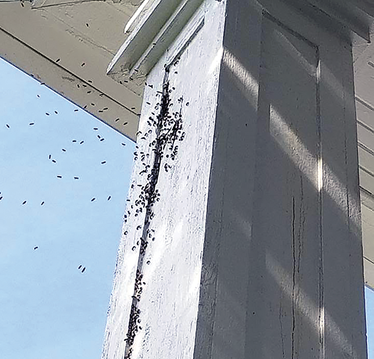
xmin=358 ymin=121 xmax=374 ymax=153
xmin=359 ymin=147 xmax=374 ymax=175
xmin=360 ymin=168 xmax=374 ymax=194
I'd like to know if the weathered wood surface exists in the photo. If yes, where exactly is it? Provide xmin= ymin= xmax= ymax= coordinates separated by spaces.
xmin=102 ymin=1 xmax=367 ymax=358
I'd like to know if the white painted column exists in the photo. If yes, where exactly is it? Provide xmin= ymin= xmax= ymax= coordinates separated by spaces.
xmin=102 ymin=1 xmax=367 ymax=358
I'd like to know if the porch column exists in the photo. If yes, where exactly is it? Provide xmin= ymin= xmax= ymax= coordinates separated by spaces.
xmin=102 ymin=0 xmax=367 ymax=358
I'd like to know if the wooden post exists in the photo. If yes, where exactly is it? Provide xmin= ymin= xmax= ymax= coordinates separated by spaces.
xmin=102 ymin=1 xmax=367 ymax=358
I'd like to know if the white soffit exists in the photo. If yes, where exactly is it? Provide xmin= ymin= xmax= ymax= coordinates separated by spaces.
xmin=0 ymin=0 xmax=143 ymax=140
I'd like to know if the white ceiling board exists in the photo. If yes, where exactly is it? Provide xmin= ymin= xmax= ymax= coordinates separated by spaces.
xmin=0 ymin=26 xmax=139 ymax=139
xmin=0 ymin=1 xmax=143 ymax=140
xmin=37 ymin=2 xmax=133 ymax=55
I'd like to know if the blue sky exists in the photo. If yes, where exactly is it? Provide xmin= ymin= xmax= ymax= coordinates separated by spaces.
xmin=0 ymin=57 xmax=374 ymax=358
xmin=0 ymin=57 xmax=134 ymax=359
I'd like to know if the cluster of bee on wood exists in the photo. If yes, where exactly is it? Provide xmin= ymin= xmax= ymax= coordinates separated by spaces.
xmin=123 ymin=69 xmax=188 ymax=356
xmin=124 ymin=304 xmax=141 ymax=358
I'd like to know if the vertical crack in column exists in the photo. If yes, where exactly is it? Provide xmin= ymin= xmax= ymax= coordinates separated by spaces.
xmin=123 ymin=66 xmax=185 ymax=358
xmin=291 ymin=196 xmax=296 ymax=359
xmin=316 ymin=49 xmax=325 ymax=359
